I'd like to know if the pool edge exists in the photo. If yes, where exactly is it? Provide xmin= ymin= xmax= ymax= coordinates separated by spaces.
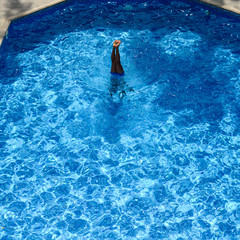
xmin=197 ymin=0 xmax=240 ymax=15
xmin=0 ymin=0 xmax=70 ymax=47
xmin=0 ymin=0 xmax=240 ymax=48
xmin=0 ymin=19 xmax=11 ymax=47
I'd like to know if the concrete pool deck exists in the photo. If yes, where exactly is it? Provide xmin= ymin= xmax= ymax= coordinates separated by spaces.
xmin=0 ymin=0 xmax=67 ymax=46
xmin=0 ymin=0 xmax=240 ymax=47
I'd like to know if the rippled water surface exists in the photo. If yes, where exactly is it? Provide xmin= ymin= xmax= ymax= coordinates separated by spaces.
xmin=1 ymin=0 xmax=240 ymax=239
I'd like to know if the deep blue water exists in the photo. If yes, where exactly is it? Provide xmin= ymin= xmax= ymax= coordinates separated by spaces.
xmin=1 ymin=0 xmax=240 ymax=239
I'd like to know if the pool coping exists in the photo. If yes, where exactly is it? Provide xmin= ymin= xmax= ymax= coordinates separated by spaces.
xmin=198 ymin=0 xmax=240 ymax=15
xmin=0 ymin=0 xmax=240 ymax=47
xmin=0 ymin=0 xmax=68 ymax=47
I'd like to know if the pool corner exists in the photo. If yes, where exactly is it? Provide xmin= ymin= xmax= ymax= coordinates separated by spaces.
xmin=0 ymin=0 xmax=69 ymax=48
xmin=0 ymin=19 xmax=10 ymax=47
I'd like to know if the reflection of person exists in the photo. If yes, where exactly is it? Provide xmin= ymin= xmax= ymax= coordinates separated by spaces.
xmin=111 ymin=40 xmax=124 ymax=75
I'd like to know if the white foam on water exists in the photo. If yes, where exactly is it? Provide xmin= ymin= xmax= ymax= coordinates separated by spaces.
xmin=158 ymin=30 xmax=201 ymax=56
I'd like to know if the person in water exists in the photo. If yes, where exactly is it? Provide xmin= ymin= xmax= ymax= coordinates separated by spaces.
xmin=111 ymin=40 xmax=124 ymax=75
xmin=110 ymin=40 xmax=133 ymax=98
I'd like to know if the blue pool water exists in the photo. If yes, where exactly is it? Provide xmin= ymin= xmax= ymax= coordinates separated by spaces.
xmin=1 ymin=0 xmax=240 ymax=239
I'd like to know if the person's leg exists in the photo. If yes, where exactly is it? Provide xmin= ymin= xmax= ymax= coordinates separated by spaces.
xmin=116 ymin=47 xmax=124 ymax=74
xmin=111 ymin=47 xmax=117 ymax=73
xmin=115 ymin=47 xmax=120 ymax=62
xmin=111 ymin=47 xmax=116 ymax=62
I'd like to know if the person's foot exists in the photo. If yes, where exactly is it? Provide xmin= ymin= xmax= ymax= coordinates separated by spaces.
xmin=113 ymin=40 xmax=121 ymax=48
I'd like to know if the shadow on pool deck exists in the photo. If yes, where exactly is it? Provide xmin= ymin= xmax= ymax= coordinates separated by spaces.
xmin=4 ymin=0 xmax=32 ymax=19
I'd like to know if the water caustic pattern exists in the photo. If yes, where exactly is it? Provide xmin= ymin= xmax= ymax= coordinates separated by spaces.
xmin=1 ymin=0 xmax=240 ymax=239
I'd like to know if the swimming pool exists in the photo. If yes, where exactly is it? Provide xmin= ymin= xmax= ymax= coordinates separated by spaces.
xmin=1 ymin=0 xmax=240 ymax=239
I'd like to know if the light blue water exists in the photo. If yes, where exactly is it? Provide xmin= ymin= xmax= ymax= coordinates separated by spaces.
xmin=1 ymin=0 xmax=240 ymax=239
